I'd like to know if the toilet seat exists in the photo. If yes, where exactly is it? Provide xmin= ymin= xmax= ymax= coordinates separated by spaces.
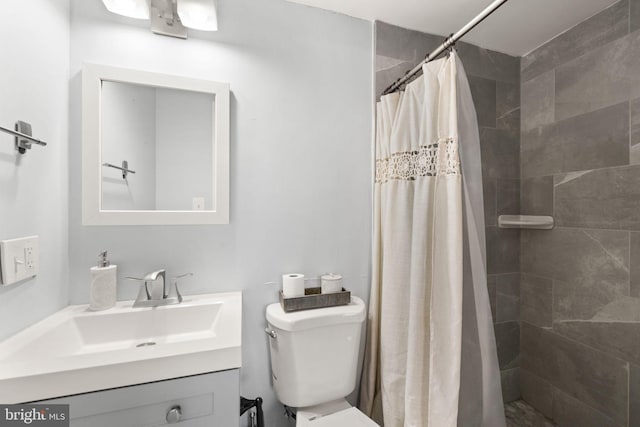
xmin=297 ymin=406 xmax=379 ymax=426
xmin=307 ymin=407 xmax=379 ymax=426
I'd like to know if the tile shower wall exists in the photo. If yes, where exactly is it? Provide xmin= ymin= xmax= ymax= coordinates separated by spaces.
xmin=519 ymin=1 xmax=640 ymax=425
xmin=375 ymin=22 xmax=521 ymax=403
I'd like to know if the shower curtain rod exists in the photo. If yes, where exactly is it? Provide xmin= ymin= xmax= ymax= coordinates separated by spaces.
xmin=382 ymin=0 xmax=511 ymax=95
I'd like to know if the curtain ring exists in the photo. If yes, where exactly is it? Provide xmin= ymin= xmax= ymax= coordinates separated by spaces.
xmin=445 ymin=33 xmax=456 ymax=56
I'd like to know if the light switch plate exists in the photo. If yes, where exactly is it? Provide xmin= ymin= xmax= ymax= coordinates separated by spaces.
xmin=0 ymin=236 xmax=39 ymax=286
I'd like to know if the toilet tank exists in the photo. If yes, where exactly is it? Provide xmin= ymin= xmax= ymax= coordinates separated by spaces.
xmin=266 ymin=297 xmax=366 ymax=408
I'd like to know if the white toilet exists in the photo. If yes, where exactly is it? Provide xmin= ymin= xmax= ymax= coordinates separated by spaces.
xmin=266 ymin=296 xmax=378 ymax=426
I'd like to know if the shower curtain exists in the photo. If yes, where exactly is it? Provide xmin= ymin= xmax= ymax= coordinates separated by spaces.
xmin=359 ymin=51 xmax=506 ymax=427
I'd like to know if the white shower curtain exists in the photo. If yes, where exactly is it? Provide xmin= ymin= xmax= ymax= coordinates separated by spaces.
xmin=359 ymin=52 xmax=506 ymax=427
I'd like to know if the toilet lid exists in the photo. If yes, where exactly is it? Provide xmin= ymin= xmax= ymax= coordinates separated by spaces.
xmin=303 ymin=407 xmax=379 ymax=426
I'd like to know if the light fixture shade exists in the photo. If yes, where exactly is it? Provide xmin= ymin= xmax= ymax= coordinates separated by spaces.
xmin=102 ymin=0 xmax=150 ymax=20
xmin=177 ymin=0 xmax=218 ymax=31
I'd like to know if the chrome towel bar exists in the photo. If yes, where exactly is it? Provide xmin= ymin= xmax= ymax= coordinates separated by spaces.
xmin=0 ymin=121 xmax=47 ymax=155
xmin=102 ymin=160 xmax=136 ymax=179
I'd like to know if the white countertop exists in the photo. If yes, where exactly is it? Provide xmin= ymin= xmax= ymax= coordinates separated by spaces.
xmin=0 ymin=292 xmax=242 ymax=403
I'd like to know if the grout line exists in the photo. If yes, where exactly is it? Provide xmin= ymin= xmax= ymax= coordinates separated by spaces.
xmin=519 ymin=272 xmax=555 ymax=282
xmin=551 ymin=278 xmax=555 ymax=328
xmin=627 ymin=231 xmax=633 ymax=297
xmin=552 ymin=68 xmax=556 ymax=123
xmin=494 ymin=320 xmax=520 ymax=326
xmin=627 ymin=359 xmax=631 ymax=427
xmin=494 ymin=176 xmax=498 ymax=226
xmin=522 ymin=163 xmax=640 ymax=181
xmin=522 ymin=320 xmax=632 ymax=365
xmin=537 ymin=225 xmax=636 ymax=233
xmin=553 ymin=385 xmax=620 ymax=426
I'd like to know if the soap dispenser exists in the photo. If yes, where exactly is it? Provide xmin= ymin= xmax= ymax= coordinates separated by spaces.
xmin=89 ymin=251 xmax=117 ymax=311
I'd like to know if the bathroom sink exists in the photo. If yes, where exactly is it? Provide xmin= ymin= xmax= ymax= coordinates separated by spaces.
xmin=0 ymin=292 xmax=241 ymax=403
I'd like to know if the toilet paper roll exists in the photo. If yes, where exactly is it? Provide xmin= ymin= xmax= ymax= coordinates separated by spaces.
xmin=321 ymin=273 xmax=343 ymax=294
xmin=282 ymin=273 xmax=305 ymax=297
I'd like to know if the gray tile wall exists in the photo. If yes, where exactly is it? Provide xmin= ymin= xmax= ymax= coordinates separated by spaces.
xmin=520 ymin=1 xmax=640 ymax=425
xmin=375 ymin=21 xmax=522 ymax=403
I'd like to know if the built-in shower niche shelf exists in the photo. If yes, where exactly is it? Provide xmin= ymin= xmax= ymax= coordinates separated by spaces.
xmin=498 ymin=215 xmax=554 ymax=230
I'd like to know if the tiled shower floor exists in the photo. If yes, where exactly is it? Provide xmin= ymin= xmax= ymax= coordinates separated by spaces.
xmin=505 ymin=400 xmax=558 ymax=427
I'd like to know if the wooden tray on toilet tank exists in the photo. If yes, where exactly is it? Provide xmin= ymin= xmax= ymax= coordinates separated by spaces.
xmin=279 ymin=287 xmax=351 ymax=312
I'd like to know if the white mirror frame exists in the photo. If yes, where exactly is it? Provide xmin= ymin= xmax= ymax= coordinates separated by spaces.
xmin=82 ymin=63 xmax=229 ymax=225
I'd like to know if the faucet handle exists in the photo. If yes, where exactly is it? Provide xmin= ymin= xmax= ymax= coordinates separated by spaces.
xmin=144 ymin=269 xmax=166 ymax=281
xmin=167 ymin=273 xmax=193 ymax=303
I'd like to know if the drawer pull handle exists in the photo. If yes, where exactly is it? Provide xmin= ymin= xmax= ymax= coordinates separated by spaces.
xmin=166 ymin=405 xmax=182 ymax=424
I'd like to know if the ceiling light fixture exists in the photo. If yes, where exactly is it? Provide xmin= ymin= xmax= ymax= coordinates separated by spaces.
xmin=101 ymin=0 xmax=218 ymax=38
xmin=178 ymin=0 xmax=218 ymax=31
xmin=102 ymin=0 xmax=150 ymax=20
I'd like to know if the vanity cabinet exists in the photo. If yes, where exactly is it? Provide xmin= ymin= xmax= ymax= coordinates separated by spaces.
xmin=39 ymin=369 xmax=239 ymax=427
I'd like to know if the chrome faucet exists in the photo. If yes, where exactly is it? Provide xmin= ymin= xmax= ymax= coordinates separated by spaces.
xmin=126 ymin=270 xmax=192 ymax=308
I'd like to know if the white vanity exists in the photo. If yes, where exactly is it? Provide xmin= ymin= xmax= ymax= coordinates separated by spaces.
xmin=0 ymin=292 xmax=241 ymax=425
xmin=41 ymin=370 xmax=238 ymax=426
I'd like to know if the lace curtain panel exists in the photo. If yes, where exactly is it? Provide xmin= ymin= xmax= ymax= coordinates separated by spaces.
xmin=359 ymin=51 xmax=505 ymax=427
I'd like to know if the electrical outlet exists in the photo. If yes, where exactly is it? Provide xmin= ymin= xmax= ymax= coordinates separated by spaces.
xmin=0 ymin=236 xmax=39 ymax=286
xmin=25 ymin=247 xmax=34 ymax=269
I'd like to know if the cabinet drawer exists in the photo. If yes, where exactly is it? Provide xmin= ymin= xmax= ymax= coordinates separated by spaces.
xmin=40 ymin=369 xmax=239 ymax=427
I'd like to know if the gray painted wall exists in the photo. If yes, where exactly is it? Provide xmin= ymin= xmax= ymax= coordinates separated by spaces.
xmin=155 ymin=88 xmax=213 ymax=211
xmin=101 ymin=82 xmax=157 ymax=210
xmin=520 ymin=0 xmax=640 ymax=425
xmin=69 ymin=1 xmax=372 ymax=426
xmin=375 ymin=21 xmax=522 ymax=404
xmin=0 ymin=0 xmax=372 ymax=425
xmin=0 ymin=0 xmax=70 ymax=341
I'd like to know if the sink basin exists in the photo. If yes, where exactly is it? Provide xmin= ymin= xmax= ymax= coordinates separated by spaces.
xmin=0 ymin=292 xmax=241 ymax=403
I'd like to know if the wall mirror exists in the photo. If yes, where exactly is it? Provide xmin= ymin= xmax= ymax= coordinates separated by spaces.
xmin=82 ymin=63 xmax=229 ymax=225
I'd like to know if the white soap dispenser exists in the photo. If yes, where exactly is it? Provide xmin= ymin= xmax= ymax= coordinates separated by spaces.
xmin=89 ymin=250 xmax=117 ymax=311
